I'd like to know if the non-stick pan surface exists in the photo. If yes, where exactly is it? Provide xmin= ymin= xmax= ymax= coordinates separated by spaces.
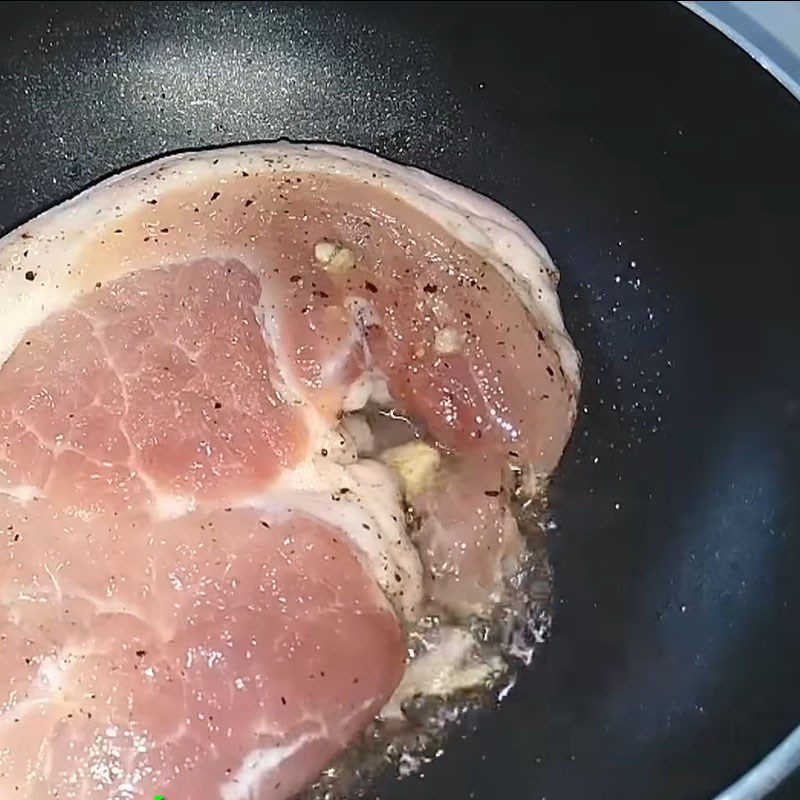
xmin=1 ymin=2 xmax=799 ymax=799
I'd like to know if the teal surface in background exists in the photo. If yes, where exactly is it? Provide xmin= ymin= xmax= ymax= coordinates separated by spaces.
xmin=686 ymin=1 xmax=800 ymax=99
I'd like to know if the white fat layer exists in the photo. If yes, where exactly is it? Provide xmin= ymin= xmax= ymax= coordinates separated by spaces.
xmin=381 ymin=628 xmax=503 ymax=721
xmin=151 ymin=491 xmax=196 ymax=522
xmin=245 ymin=456 xmax=423 ymax=621
xmin=340 ymin=366 xmax=393 ymax=412
xmin=0 ymin=484 xmax=40 ymax=504
xmin=0 ymin=141 xmax=579 ymax=394
xmin=341 ymin=371 xmax=376 ymax=413
xmin=340 ymin=295 xmax=393 ymax=412
xmin=220 ymin=734 xmax=311 ymax=800
xmin=254 ymin=283 xmax=351 ymax=455
xmin=340 ymin=414 xmax=375 ymax=455
xmin=256 ymin=289 xmax=304 ymax=404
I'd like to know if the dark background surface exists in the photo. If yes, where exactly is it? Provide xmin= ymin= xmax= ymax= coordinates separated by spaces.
xmin=1 ymin=2 xmax=799 ymax=799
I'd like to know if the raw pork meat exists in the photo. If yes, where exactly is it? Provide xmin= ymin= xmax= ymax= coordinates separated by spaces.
xmin=0 ymin=143 xmax=579 ymax=799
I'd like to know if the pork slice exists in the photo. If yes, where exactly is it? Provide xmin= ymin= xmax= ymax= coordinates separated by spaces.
xmin=413 ymin=456 xmax=521 ymax=618
xmin=0 ymin=503 xmax=403 ymax=800
xmin=0 ymin=258 xmax=308 ymax=515
xmin=0 ymin=142 xmax=582 ymax=798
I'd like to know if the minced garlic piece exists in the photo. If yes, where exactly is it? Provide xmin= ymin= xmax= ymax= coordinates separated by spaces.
xmin=380 ymin=440 xmax=441 ymax=499
xmin=314 ymin=239 xmax=356 ymax=272
xmin=434 ymin=326 xmax=464 ymax=355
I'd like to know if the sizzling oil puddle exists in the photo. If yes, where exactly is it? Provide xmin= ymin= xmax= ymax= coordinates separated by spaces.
xmin=301 ymin=475 xmax=554 ymax=799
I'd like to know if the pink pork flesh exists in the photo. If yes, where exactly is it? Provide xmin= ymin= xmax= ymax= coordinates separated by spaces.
xmin=0 ymin=167 xmax=576 ymax=798
xmin=0 ymin=259 xmax=402 ymax=799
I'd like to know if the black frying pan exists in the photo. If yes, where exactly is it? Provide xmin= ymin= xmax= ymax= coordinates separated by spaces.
xmin=2 ymin=2 xmax=799 ymax=799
